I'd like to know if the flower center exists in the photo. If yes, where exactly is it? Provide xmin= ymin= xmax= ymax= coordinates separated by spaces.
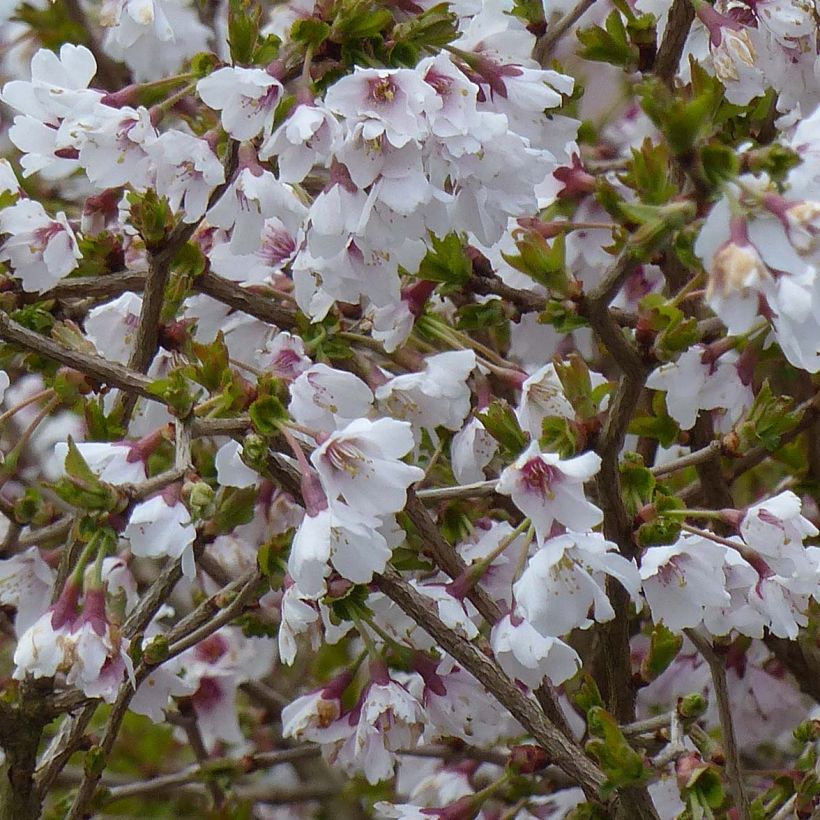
xmin=520 ymin=458 xmax=560 ymax=498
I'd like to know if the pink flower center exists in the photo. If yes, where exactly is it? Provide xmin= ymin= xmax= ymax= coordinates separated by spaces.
xmin=323 ymin=439 xmax=365 ymax=473
xmin=520 ymin=458 xmax=561 ymax=497
xmin=369 ymin=77 xmax=397 ymax=104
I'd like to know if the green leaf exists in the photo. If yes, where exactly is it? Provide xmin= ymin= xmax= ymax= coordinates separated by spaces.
xmin=249 ymin=395 xmax=289 ymax=436
xmin=586 ymin=706 xmax=651 ymax=792
xmin=735 ymin=380 xmax=800 ymax=452
xmin=619 ymin=452 xmax=655 ymax=517
xmin=148 ymin=369 xmax=198 ymax=418
xmin=621 ymin=139 xmax=676 ymax=205
xmin=228 ymin=0 xmax=262 ymax=64
xmin=209 ymin=486 xmax=258 ymax=535
xmin=577 ymin=11 xmax=638 ymax=70
xmin=456 ymin=300 xmax=506 ymax=331
xmin=477 ymin=400 xmax=528 ymax=456
xmin=639 ymin=622 xmax=682 ymax=683
xmin=539 ymin=300 xmax=589 ymax=333
xmin=291 ymin=18 xmax=331 ymax=48
xmin=539 ymin=416 xmax=578 ymax=458
xmin=501 ymin=232 xmax=570 ymax=294
xmin=417 ymin=233 xmax=472 ymax=287
xmin=189 ymin=332 xmax=230 ymax=393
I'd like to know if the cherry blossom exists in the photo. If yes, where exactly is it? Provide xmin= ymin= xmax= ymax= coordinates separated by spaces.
xmin=496 ymin=443 xmax=603 ymax=544
xmin=311 ymin=418 xmax=425 ymax=517
xmin=0 ymin=199 xmax=81 ymax=291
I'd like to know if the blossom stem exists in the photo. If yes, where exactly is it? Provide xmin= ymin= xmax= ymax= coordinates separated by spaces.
xmin=473 ymin=518 xmax=532 ymax=576
xmin=350 ymin=613 xmax=383 ymax=662
xmin=0 ymin=395 xmax=60 ymax=485
xmin=0 ymin=388 xmax=55 ymax=427
xmin=279 ymin=424 xmax=313 ymax=475
xmin=70 ymin=532 xmax=105 ymax=589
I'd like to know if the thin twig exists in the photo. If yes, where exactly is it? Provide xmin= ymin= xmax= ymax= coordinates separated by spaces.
xmin=534 ymin=0 xmax=599 ymax=65
xmin=376 ymin=566 xmax=608 ymax=801
xmin=685 ymin=629 xmax=751 ymax=819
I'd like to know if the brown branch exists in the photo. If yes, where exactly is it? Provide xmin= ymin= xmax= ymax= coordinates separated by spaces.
xmin=686 ymin=630 xmax=751 ymax=819
xmin=652 ymin=0 xmax=695 ymax=86
xmin=120 ymin=141 xmax=240 ymax=419
xmin=534 ymin=0 xmax=599 ymax=66
xmin=375 ymin=567 xmax=607 ymax=801
xmin=0 ymin=310 xmax=156 ymax=399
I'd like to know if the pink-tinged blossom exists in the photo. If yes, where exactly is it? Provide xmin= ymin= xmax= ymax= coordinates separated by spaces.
xmin=281 ymin=671 xmax=353 ymax=741
xmin=491 ymin=612 xmax=581 ymax=687
xmin=0 ymin=199 xmax=81 ymax=292
xmin=124 ymin=485 xmax=197 ymax=578
xmin=1 ymin=45 xmax=104 ymax=179
xmin=410 ymin=581 xmax=479 ymax=641
xmin=289 ymin=481 xmax=391 ymax=597
xmin=101 ymin=0 xmax=210 ymax=81
xmin=208 ymin=216 xmax=301 ymax=285
xmin=514 ymin=531 xmax=641 ymax=636
xmin=325 ymin=667 xmax=425 ymax=784
xmin=257 ymin=332 xmax=311 ymax=380
xmin=148 ymin=130 xmax=225 ymax=222
xmin=259 ymin=102 xmax=341 ymax=183
xmin=214 ymin=439 xmax=259 ymax=489
xmin=450 ymin=416 xmax=498 ymax=485
xmin=695 ymin=202 xmax=769 ymax=336
xmin=180 ymin=629 xmax=275 ymax=749
xmin=324 ymin=67 xmax=439 ymax=148
xmin=289 ymin=364 xmax=374 ymax=434
xmin=375 ymin=350 xmax=475 ymax=442
xmin=0 ymin=547 xmax=55 ymax=636
xmin=74 ymin=104 xmax=157 ymax=189
xmin=646 ymin=345 xmax=753 ymax=431
xmin=640 ymin=535 xmax=734 ymax=632
xmin=515 ymin=362 xmax=576 ymax=440
xmin=277 ymin=582 xmax=351 ymax=666
xmin=496 ymin=443 xmax=603 ymax=544
xmin=207 ymin=167 xmax=306 ymax=255
xmin=14 ymin=583 xmax=133 ymax=701
xmin=84 ymin=292 xmax=144 ymax=364
xmin=311 ymin=418 xmax=425 ymax=517
xmin=458 ymin=521 xmax=525 ymax=609
xmin=739 ymin=491 xmax=819 ymax=576
xmin=197 ymin=66 xmax=284 ymax=141
xmin=0 ymin=160 xmax=20 ymax=195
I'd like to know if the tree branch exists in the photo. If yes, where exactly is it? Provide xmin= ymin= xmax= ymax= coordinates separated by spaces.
xmin=686 ymin=630 xmax=751 ymax=820
xmin=375 ymin=567 xmax=608 ymax=801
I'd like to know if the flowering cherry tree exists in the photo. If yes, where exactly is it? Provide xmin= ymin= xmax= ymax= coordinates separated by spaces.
xmin=0 ymin=0 xmax=819 ymax=817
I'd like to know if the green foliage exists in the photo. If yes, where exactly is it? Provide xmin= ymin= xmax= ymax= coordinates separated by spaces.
xmin=501 ymin=232 xmax=571 ymax=294
xmin=388 ymin=3 xmax=459 ymax=66
xmin=417 ymin=233 xmax=472 ymax=287
xmin=148 ymin=369 xmax=198 ymax=417
xmin=619 ymin=452 xmax=655 ymax=517
xmin=539 ymin=299 xmax=590 ymax=333
xmin=208 ymin=486 xmax=258 ymax=535
xmin=249 ymin=394 xmax=289 ymax=435
xmin=227 ymin=0 xmax=263 ymax=64
xmin=577 ymin=12 xmax=639 ymax=71
xmin=586 ymin=706 xmax=651 ymax=792
xmin=639 ymin=622 xmax=682 ymax=683
xmin=639 ymin=292 xmax=701 ymax=361
xmin=49 ymin=437 xmax=121 ymax=511
xmin=629 ymin=390 xmax=680 ymax=447
xmin=456 ymin=300 xmax=507 ymax=331
xmin=635 ymin=494 xmax=684 ymax=547
xmin=127 ymin=190 xmax=174 ymax=250
xmin=734 ymin=380 xmax=801 ymax=452
xmin=477 ymin=400 xmax=528 ymax=456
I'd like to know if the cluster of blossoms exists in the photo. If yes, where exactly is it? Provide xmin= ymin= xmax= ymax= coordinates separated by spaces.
xmin=0 ymin=0 xmax=820 ymax=818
